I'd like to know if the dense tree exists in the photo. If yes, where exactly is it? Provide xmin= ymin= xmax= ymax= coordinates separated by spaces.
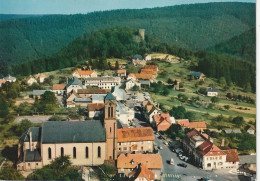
xmin=0 ymin=166 xmax=24 ymax=180
xmin=0 ymin=96 xmax=9 ymax=118
xmin=178 ymin=93 xmax=188 ymax=103
xmin=232 ymin=116 xmax=245 ymax=127
xmin=211 ymin=96 xmax=219 ymax=103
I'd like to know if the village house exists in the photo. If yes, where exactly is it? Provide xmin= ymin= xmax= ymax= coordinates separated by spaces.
xmin=245 ymin=126 xmax=255 ymax=135
xmin=145 ymin=54 xmax=152 ymax=61
xmin=72 ymin=70 xmax=97 ymax=79
xmin=117 ymin=69 xmax=126 ymax=77
xmin=66 ymin=91 xmax=81 ymax=108
xmin=35 ymin=73 xmax=46 ymax=83
xmin=189 ymin=72 xmax=205 ymax=81
xmin=87 ymin=103 xmax=105 ymax=118
xmin=17 ymin=92 xmax=119 ymax=171
xmin=84 ymin=76 xmax=121 ymax=89
xmin=140 ymin=80 xmax=151 ymax=89
xmin=132 ymin=54 xmax=147 ymax=66
xmin=176 ymin=119 xmax=207 ymax=132
xmin=117 ymin=127 xmax=154 ymax=154
xmin=117 ymin=153 xmax=162 ymax=180
xmin=0 ymin=79 xmax=6 ymax=87
xmin=116 ymin=102 xmax=135 ymax=126
xmin=52 ymin=84 xmax=66 ymax=95
xmin=129 ymin=164 xmax=155 ymax=181
xmin=77 ymin=89 xmax=110 ymax=98
xmin=26 ymin=76 xmax=37 ymax=86
xmin=125 ymin=78 xmax=141 ymax=90
xmin=206 ymin=87 xmax=219 ymax=97
xmin=182 ymin=129 xmax=239 ymax=170
xmin=32 ymin=90 xmax=47 ymax=99
xmin=153 ymin=113 xmax=172 ymax=131
xmin=144 ymin=104 xmax=159 ymax=124
xmin=3 ymin=75 xmax=16 ymax=82
xmin=66 ymin=77 xmax=83 ymax=95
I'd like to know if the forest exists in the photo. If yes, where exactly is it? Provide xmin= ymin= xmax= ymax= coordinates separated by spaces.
xmin=0 ymin=2 xmax=255 ymax=64
xmin=207 ymin=28 xmax=256 ymax=63
xmin=8 ymin=27 xmax=256 ymax=92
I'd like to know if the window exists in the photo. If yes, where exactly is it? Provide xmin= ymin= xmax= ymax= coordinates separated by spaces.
xmin=73 ymin=147 xmax=76 ymax=159
xmin=48 ymin=147 xmax=51 ymax=159
xmin=110 ymin=127 xmax=112 ymax=133
xmin=218 ymin=162 xmax=223 ymax=166
xmin=28 ymin=163 xmax=30 ymax=166
xmin=86 ymin=147 xmax=89 ymax=158
xmin=98 ymin=146 xmax=101 ymax=158
xmin=36 ymin=163 xmax=38 ymax=166
xmin=219 ymin=156 xmax=222 ymax=160
xmin=61 ymin=147 xmax=64 ymax=157
xmin=207 ymin=163 xmax=211 ymax=167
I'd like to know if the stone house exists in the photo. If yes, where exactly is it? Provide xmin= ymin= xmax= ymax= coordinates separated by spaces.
xmin=117 ymin=153 xmax=162 ymax=180
xmin=176 ymin=119 xmax=207 ymax=132
xmin=117 ymin=127 xmax=154 ymax=154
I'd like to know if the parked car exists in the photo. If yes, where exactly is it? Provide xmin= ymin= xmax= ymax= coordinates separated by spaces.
xmin=164 ymin=141 xmax=168 ymax=146
xmin=172 ymin=148 xmax=175 ymax=152
xmin=170 ymin=158 xmax=174 ymax=165
xmin=175 ymin=148 xmax=183 ymax=154
xmin=199 ymin=177 xmax=214 ymax=181
xmin=180 ymin=156 xmax=185 ymax=160
xmin=177 ymin=163 xmax=187 ymax=168
xmin=158 ymin=146 xmax=163 ymax=150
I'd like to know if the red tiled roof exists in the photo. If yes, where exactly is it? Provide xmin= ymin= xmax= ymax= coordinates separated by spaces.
xmin=73 ymin=70 xmax=96 ymax=75
xmin=53 ymin=84 xmax=66 ymax=90
xmin=117 ymin=127 xmax=154 ymax=142
xmin=77 ymin=89 xmax=110 ymax=94
xmin=154 ymin=113 xmax=171 ymax=125
xmin=197 ymin=140 xmax=225 ymax=156
xmin=129 ymin=164 xmax=154 ymax=181
xmin=189 ymin=122 xmax=207 ymax=129
xmin=135 ymin=73 xmax=153 ymax=80
xmin=117 ymin=153 xmax=162 ymax=169
xmin=87 ymin=103 xmax=104 ymax=111
xmin=117 ymin=69 xmax=126 ymax=74
xmin=140 ymin=69 xmax=157 ymax=75
xmin=222 ymin=149 xmax=239 ymax=162
xmin=176 ymin=119 xmax=190 ymax=127
xmin=0 ymin=79 xmax=6 ymax=84
xmin=144 ymin=65 xmax=158 ymax=71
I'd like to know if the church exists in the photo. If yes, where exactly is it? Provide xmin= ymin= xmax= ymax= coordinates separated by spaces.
xmin=17 ymin=92 xmax=118 ymax=171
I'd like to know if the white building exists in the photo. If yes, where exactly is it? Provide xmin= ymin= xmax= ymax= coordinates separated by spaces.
xmin=35 ymin=73 xmax=46 ymax=83
xmin=3 ymin=75 xmax=16 ymax=82
xmin=116 ymin=102 xmax=135 ymax=126
xmin=84 ymin=76 xmax=121 ymax=90
xmin=125 ymin=79 xmax=140 ymax=90
xmin=206 ymin=87 xmax=219 ymax=97
xmin=26 ymin=76 xmax=37 ymax=86
xmin=72 ymin=70 xmax=97 ymax=79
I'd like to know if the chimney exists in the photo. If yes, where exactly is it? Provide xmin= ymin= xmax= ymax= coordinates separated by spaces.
xmin=29 ymin=131 xmax=33 ymax=151
xmin=221 ymin=138 xmax=225 ymax=147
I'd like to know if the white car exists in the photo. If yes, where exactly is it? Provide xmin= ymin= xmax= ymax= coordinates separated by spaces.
xmin=175 ymin=148 xmax=183 ymax=154
xmin=170 ymin=158 xmax=174 ymax=165
xmin=164 ymin=141 xmax=169 ymax=146
xmin=158 ymin=146 xmax=163 ymax=150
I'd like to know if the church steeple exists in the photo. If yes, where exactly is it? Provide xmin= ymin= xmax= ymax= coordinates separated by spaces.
xmin=104 ymin=92 xmax=117 ymax=160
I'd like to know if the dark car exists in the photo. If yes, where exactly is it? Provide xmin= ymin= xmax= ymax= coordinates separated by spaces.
xmin=177 ymin=163 xmax=187 ymax=168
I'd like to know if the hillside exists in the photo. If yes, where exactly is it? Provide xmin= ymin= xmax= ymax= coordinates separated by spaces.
xmin=0 ymin=2 xmax=255 ymax=64
xmin=207 ymin=28 xmax=256 ymax=62
xmin=0 ymin=14 xmax=40 ymax=22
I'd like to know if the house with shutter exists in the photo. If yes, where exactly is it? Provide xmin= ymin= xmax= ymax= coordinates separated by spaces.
xmin=35 ymin=73 xmax=46 ymax=83
xmin=189 ymin=71 xmax=205 ymax=81
xmin=206 ymin=87 xmax=219 ymax=97
xmin=117 ymin=127 xmax=154 ymax=154
xmin=153 ymin=113 xmax=172 ymax=131
xmin=26 ymin=76 xmax=37 ymax=86
xmin=52 ymin=84 xmax=66 ymax=95
xmin=117 ymin=153 xmax=162 ymax=180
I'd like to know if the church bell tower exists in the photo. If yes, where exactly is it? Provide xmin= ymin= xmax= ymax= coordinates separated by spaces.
xmin=104 ymin=92 xmax=117 ymax=160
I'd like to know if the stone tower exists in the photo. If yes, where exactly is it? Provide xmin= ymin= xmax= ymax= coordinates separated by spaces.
xmin=139 ymin=29 xmax=145 ymax=41
xmin=104 ymin=92 xmax=117 ymax=160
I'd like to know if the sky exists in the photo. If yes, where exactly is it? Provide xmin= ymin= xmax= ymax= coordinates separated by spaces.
xmin=0 ymin=0 xmax=255 ymax=15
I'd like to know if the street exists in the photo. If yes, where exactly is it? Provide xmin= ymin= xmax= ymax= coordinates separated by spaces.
xmin=133 ymin=111 xmax=246 ymax=181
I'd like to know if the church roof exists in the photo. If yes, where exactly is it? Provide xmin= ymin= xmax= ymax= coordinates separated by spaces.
xmin=105 ymin=92 xmax=116 ymax=100
xmin=41 ymin=121 xmax=106 ymax=143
